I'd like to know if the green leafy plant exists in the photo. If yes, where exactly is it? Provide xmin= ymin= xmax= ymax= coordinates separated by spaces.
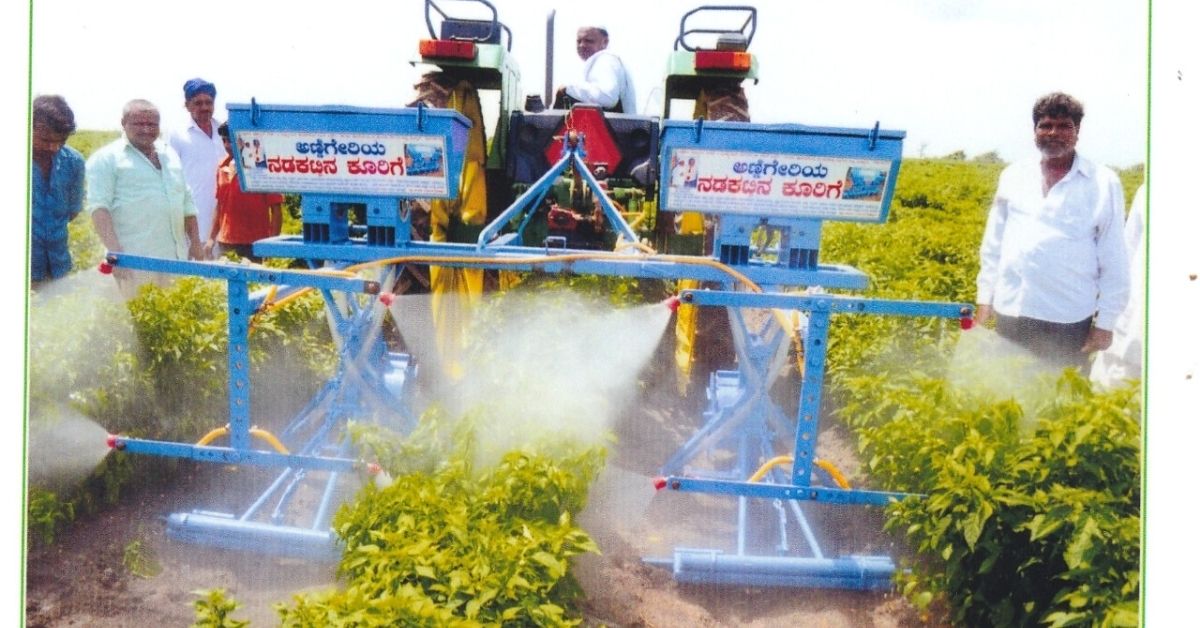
xmin=123 ymin=538 xmax=163 ymax=578
xmin=68 ymin=214 xmax=106 ymax=272
xmin=874 ymin=373 xmax=1140 ymax=627
xmin=26 ymin=489 xmax=75 ymax=545
xmin=817 ymin=159 xmax=1144 ymax=625
xmin=275 ymin=411 xmax=604 ymax=627
xmin=65 ymin=129 xmax=120 ymax=158
xmin=26 ymin=275 xmax=331 ymax=543
xmin=192 ymin=588 xmax=250 ymax=628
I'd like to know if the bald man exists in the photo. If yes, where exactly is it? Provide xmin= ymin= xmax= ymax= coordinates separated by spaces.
xmin=554 ymin=26 xmax=637 ymax=114
xmin=87 ymin=100 xmax=203 ymax=296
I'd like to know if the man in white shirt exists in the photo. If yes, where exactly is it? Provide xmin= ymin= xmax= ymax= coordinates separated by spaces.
xmin=554 ymin=26 xmax=637 ymax=114
xmin=168 ymin=78 xmax=225 ymax=256
xmin=975 ymin=92 xmax=1129 ymax=371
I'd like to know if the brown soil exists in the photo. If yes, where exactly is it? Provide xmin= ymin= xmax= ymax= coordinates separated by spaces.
xmin=25 ymin=390 xmax=941 ymax=627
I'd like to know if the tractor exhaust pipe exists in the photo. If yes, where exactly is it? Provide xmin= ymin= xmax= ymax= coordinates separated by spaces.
xmin=545 ymin=9 xmax=555 ymax=107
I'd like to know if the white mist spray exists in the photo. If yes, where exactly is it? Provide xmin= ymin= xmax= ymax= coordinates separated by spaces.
xmin=391 ymin=289 xmax=673 ymax=465
xmin=27 ymin=271 xmax=134 ymax=490
xmin=26 ymin=408 xmax=112 ymax=492
xmin=948 ymin=327 xmax=1065 ymax=427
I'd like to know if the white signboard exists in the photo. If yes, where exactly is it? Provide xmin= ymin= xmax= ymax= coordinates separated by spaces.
xmin=234 ymin=130 xmax=450 ymax=198
xmin=663 ymin=148 xmax=894 ymax=221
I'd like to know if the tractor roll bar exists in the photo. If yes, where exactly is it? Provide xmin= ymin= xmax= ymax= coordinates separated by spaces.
xmin=675 ymin=5 xmax=757 ymax=51
xmin=424 ymin=0 xmax=513 ymax=51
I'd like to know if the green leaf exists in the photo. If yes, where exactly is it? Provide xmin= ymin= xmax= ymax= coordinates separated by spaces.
xmin=530 ymin=551 xmax=565 ymax=580
xmin=1103 ymin=601 xmax=1141 ymax=627
xmin=1064 ymin=518 xmax=1099 ymax=570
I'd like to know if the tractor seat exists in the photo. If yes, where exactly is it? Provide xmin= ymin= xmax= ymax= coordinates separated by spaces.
xmin=715 ymin=33 xmax=748 ymax=51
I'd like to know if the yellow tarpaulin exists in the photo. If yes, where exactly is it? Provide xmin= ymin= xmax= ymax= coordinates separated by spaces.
xmin=673 ymin=85 xmax=801 ymax=395
xmin=418 ymin=76 xmax=488 ymax=380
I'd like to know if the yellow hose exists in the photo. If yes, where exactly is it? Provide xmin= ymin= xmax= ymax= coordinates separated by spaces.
xmin=813 ymin=459 xmax=851 ymax=489
xmin=251 ymin=251 xmax=759 ymax=308
xmin=248 ymin=250 xmax=805 ymax=359
xmin=194 ymin=425 xmax=291 ymax=454
xmin=248 ymin=284 xmax=281 ymax=334
xmin=746 ymin=455 xmax=851 ymax=490
xmin=614 ymin=238 xmax=658 ymax=255
xmin=261 ymin=285 xmax=314 ymax=311
xmin=239 ymin=265 xmax=362 ymax=337
xmin=195 ymin=427 xmax=228 ymax=447
xmin=249 ymin=428 xmax=290 ymax=454
xmin=748 ymin=455 xmax=795 ymax=483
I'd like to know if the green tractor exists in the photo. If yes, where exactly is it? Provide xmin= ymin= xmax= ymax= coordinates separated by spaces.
xmin=412 ymin=1 xmax=762 ymax=388
xmin=412 ymin=1 xmax=761 ymax=257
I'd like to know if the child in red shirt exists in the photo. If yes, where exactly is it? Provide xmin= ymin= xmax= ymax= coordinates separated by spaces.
xmin=206 ymin=122 xmax=284 ymax=262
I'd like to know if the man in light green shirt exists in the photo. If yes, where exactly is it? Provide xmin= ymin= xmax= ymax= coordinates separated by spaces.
xmin=87 ymin=99 xmax=203 ymax=296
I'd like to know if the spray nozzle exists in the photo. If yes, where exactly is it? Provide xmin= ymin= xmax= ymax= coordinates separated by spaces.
xmin=662 ymin=296 xmax=682 ymax=313
xmin=652 ymin=476 xmax=668 ymax=491
xmin=379 ymin=293 xmax=396 ymax=307
xmin=106 ymin=434 xmax=125 ymax=450
xmin=960 ymin=307 xmax=976 ymax=330
xmin=366 ymin=463 xmax=394 ymax=489
xmin=99 ymin=253 xmax=120 ymax=275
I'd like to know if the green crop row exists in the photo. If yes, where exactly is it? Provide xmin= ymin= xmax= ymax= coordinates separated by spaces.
xmin=820 ymin=158 xmax=1144 ymax=626
xmin=26 ymin=277 xmax=332 ymax=545
xmin=31 ymin=133 xmax=328 ymax=544
xmin=31 ymin=143 xmax=1144 ymax=625
xmin=269 ymin=412 xmax=603 ymax=627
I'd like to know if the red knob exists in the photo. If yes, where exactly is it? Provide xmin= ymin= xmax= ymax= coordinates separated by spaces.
xmin=961 ymin=317 xmax=975 ymax=330
xmin=106 ymin=434 xmax=124 ymax=450
xmin=98 ymin=261 xmax=113 ymax=275
xmin=366 ymin=462 xmax=382 ymax=476
xmin=653 ymin=476 xmax=668 ymax=491
xmin=663 ymin=296 xmax=681 ymax=313
xmin=379 ymin=293 xmax=395 ymax=307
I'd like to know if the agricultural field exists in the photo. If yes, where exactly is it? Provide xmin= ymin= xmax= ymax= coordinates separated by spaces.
xmin=24 ymin=139 xmax=1143 ymax=626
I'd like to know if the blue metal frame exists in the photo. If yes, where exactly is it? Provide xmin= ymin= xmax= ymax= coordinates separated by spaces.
xmin=106 ymin=253 xmax=412 ymax=559
xmin=477 ymin=133 xmax=641 ymax=247
xmin=642 ymin=288 xmax=970 ymax=588
xmin=103 ymin=107 xmax=974 ymax=587
xmin=664 ymin=289 xmax=969 ymax=496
